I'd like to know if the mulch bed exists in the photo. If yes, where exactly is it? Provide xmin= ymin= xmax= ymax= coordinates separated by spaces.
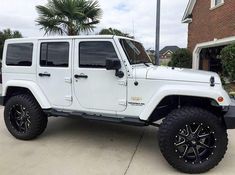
xmin=224 ymin=82 xmax=235 ymax=95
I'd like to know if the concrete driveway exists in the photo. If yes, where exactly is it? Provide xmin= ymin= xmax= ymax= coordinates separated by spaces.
xmin=1 ymin=107 xmax=235 ymax=175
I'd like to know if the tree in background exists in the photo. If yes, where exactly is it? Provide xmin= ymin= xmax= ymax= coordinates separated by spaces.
xmin=36 ymin=0 xmax=102 ymax=36
xmin=220 ymin=44 xmax=235 ymax=81
xmin=99 ymin=28 xmax=133 ymax=38
xmin=168 ymin=48 xmax=192 ymax=68
xmin=0 ymin=29 xmax=23 ymax=60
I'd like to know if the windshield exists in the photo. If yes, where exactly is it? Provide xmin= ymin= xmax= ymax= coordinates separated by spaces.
xmin=119 ymin=39 xmax=152 ymax=65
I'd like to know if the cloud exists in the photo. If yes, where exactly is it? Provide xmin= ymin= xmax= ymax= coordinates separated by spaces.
xmin=0 ymin=0 xmax=189 ymax=49
xmin=114 ymin=3 xmax=130 ymax=12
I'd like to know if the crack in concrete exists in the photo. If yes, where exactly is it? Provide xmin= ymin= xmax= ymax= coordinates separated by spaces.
xmin=124 ymin=129 xmax=146 ymax=175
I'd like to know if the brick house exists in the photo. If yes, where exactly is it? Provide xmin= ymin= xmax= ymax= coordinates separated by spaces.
xmin=160 ymin=46 xmax=180 ymax=60
xmin=182 ymin=0 xmax=235 ymax=73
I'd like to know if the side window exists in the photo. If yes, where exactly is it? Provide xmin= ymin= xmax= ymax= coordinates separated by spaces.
xmin=40 ymin=42 xmax=69 ymax=67
xmin=6 ymin=43 xmax=33 ymax=66
xmin=79 ymin=41 xmax=118 ymax=68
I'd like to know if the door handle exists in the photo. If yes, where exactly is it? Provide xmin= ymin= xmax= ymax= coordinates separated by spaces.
xmin=74 ymin=74 xmax=88 ymax=79
xmin=39 ymin=73 xmax=51 ymax=77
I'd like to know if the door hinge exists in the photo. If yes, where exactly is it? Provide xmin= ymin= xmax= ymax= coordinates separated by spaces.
xmin=118 ymin=80 xmax=127 ymax=86
xmin=64 ymin=96 xmax=73 ymax=101
xmin=119 ymin=100 xmax=127 ymax=106
xmin=65 ymin=77 xmax=72 ymax=84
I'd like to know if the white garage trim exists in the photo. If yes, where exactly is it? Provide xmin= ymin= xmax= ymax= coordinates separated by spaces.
xmin=192 ymin=36 xmax=235 ymax=69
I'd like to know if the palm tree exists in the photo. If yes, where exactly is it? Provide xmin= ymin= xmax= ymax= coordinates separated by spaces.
xmin=99 ymin=28 xmax=134 ymax=38
xmin=36 ymin=0 xmax=102 ymax=36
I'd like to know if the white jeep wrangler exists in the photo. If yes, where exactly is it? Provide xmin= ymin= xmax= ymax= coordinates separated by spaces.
xmin=1 ymin=35 xmax=235 ymax=173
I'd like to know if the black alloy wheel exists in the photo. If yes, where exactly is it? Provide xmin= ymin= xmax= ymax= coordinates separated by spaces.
xmin=159 ymin=107 xmax=228 ymax=174
xmin=9 ymin=104 xmax=31 ymax=133
xmin=4 ymin=94 xmax=48 ymax=140
xmin=174 ymin=122 xmax=216 ymax=164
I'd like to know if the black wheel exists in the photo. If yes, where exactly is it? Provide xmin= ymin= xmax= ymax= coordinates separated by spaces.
xmin=4 ymin=94 xmax=48 ymax=140
xmin=159 ymin=107 xmax=228 ymax=174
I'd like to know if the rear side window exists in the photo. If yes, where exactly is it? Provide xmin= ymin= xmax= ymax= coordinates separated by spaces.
xmin=40 ymin=42 xmax=69 ymax=67
xmin=6 ymin=43 xmax=33 ymax=66
xmin=79 ymin=41 xmax=118 ymax=68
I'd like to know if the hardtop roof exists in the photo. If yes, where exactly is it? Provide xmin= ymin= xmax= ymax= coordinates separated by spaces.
xmin=5 ymin=35 xmax=135 ymax=42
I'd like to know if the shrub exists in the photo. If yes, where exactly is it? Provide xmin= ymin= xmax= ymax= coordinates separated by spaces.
xmin=0 ymin=29 xmax=22 ymax=60
xmin=168 ymin=48 xmax=192 ymax=68
xmin=99 ymin=28 xmax=133 ymax=38
xmin=220 ymin=44 xmax=235 ymax=81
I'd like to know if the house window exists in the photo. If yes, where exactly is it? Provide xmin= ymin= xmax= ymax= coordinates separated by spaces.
xmin=211 ymin=0 xmax=224 ymax=9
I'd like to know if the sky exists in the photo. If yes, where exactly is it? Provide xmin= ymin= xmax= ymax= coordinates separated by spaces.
xmin=0 ymin=0 xmax=189 ymax=50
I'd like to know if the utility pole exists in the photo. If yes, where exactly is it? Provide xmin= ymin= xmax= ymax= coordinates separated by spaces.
xmin=155 ymin=0 xmax=161 ymax=65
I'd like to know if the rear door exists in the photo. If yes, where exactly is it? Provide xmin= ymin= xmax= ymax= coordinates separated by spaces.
xmin=37 ymin=39 xmax=72 ymax=107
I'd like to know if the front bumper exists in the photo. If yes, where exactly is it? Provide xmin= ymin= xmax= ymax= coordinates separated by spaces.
xmin=224 ymin=106 xmax=235 ymax=129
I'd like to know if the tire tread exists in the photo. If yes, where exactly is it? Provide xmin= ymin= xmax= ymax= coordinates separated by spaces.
xmin=4 ymin=94 xmax=48 ymax=140
xmin=159 ymin=106 xmax=228 ymax=174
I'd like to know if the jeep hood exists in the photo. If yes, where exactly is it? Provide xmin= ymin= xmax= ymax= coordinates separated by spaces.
xmin=135 ymin=66 xmax=221 ymax=84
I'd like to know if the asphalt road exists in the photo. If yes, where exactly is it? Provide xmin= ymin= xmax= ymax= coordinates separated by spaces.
xmin=1 ymin=107 xmax=235 ymax=175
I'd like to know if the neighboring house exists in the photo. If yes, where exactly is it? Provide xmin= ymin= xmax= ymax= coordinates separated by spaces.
xmin=146 ymin=49 xmax=155 ymax=56
xmin=160 ymin=46 xmax=180 ymax=60
xmin=146 ymin=46 xmax=179 ymax=65
xmin=146 ymin=49 xmax=156 ymax=63
xmin=182 ymin=0 xmax=235 ymax=73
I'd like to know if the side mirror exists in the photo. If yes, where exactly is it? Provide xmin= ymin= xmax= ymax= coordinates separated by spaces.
xmin=106 ymin=58 xmax=121 ymax=70
xmin=106 ymin=58 xmax=124 ymax=78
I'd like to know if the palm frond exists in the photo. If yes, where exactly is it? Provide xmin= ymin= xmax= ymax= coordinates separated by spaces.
xmin=36 ymin=5 xmax=55 ymax=18
xmin=85 ymin=0 xmax=102 ymax=19
xmin=36 ymin=17 xmax=64 ymax=35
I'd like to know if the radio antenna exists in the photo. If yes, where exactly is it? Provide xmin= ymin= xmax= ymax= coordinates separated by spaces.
xmin=132 ymin=20 xmax=138 ymax=85
xmin=132 ymin=19 xmax=135 ymax=39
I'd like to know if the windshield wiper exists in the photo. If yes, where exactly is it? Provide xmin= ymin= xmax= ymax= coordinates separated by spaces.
xmin=143 ymin=62 xmax=150 ymax=67
xmin=134 ymin=61 xmax=150 ymax=67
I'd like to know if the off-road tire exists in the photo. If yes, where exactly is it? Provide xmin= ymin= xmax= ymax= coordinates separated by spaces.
xmin=4 ymin=94 xmax=48 ymax=140
xmin=159 ymin=106 xmax=228 ymax=174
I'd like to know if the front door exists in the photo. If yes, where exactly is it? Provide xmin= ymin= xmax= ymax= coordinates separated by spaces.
xmin=73 ymin=39 xmax=127 ymax=112
xmin=37 ymin=40 xmax=72 ymax=107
